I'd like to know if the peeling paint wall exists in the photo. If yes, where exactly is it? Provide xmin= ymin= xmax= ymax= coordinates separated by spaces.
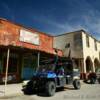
xmin=0 ymin=19 xmax=63 ymax=56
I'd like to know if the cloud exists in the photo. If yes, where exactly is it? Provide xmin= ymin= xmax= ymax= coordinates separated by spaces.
xmin=81 ymin=10 xmax=100 ymax=40
xmin=23 ymin=0 xmax=100 ymax=40
xmin=48 ymin=1 xmax=100 ymax=40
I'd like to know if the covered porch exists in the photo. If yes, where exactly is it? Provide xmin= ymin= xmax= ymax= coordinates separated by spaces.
xmin=0 ymin=46 xmax=55 ymax=83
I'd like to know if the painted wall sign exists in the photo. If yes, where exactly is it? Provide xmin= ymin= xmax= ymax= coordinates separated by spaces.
xmin=20 ymin=29 xmax=40 ymax=45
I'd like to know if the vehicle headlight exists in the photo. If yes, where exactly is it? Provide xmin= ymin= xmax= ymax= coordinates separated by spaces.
xmin=22 ymin=80 xmax=29 ymax=87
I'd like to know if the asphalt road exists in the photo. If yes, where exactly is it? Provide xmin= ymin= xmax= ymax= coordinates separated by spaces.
xmin=1 ymin=83 xmax=100 ymax=100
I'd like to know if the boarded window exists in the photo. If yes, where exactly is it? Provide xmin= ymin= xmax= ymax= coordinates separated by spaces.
xmin=74 ymin=33 xmax=82 ymax=50
xmin=65 ymin=43 xmax=70 ymax=48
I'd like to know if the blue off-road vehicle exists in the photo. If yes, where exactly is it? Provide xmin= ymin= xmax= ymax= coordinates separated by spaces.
xmin=22 ymin=57 xmax=81 ymax=96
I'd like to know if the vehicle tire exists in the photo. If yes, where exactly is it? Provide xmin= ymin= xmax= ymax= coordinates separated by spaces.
xmin=90 ymin=78 xmax=96 ymax=84
xmin=73 ymin=79 xmax=81 ymax=89
xmin=98 ymin=78 xmax=100 ymax=84
xmin=23 ymin=80 xmax=35 ymax=94
xmin=46 ymin=81 xmax=56 ymax=96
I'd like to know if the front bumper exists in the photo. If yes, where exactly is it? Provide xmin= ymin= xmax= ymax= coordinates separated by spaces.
xmin=22 ymin=77 xmax=48 ymax=90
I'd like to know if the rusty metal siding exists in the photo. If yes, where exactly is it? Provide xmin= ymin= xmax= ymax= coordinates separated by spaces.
xmin=0 ymin=20 xmax=19 ymax=46
xmin=39 ymin=33 xmax=53 ymax=53
xmin=0 ymin=19 xmax=63 ymax=56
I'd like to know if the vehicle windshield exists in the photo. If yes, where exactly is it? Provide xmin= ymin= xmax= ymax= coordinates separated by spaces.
xmin=37 ymin=59 xmax=55 ymax=72
xmin=37 ymin=58 xmax=79 ymax=73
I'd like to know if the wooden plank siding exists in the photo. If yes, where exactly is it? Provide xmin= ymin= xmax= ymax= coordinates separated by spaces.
xmin=0 ymin=19 xmax=63 ymax=56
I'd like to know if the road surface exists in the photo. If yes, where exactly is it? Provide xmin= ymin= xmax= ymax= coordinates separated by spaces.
xmin=1 ymin=83 xmax=100 ymax=100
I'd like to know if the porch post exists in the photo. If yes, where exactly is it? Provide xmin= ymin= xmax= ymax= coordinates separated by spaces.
xmin=37 ymin=52 xmax=40 ymax=71
xmin=93 ymin=63 xmax=95 ymax=72
xmin=4 ymin=48 xmax=10 ymax=96
xmin=81 ymin=59 xmax=84 ymax=79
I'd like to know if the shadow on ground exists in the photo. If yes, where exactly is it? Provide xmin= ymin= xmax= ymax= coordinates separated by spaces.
xmin=22 ymin=86 xmax=75 ymax=97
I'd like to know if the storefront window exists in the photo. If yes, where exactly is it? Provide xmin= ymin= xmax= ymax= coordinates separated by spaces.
xmin=3 ymin=53 xmax=18 ymax=73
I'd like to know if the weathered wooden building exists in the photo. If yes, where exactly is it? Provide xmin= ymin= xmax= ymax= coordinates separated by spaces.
xmin=0 ymin=18 xmax=62 ymax=83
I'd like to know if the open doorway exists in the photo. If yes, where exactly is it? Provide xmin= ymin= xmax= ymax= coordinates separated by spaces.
xmin=94 ymin=58 xmax=100 ymax=72
xmin=85 ymin=56 xmax=93 ymax=72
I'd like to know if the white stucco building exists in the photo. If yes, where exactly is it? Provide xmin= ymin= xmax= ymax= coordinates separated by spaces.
xmin=53 ymin=30 xmax=100 ymax=79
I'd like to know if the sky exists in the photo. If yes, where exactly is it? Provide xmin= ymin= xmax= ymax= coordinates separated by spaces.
xmin=0 ymin=0 xmax=100 ymax=40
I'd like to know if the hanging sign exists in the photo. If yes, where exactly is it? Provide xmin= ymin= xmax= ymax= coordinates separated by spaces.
xmin=20 ymin=29 xmax=40 ymax=45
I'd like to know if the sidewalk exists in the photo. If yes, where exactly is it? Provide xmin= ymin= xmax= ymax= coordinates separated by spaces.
xmin=0 ymin=80 xmax=84 ymax=98
xmin=0 ymin=83 xmax=23 ymax=98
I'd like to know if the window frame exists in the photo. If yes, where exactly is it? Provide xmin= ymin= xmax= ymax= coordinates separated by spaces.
xmin=86 ymin=35 xmax=90 ymax=47
xmin=94 ymin=40 xmax=97 ymax=51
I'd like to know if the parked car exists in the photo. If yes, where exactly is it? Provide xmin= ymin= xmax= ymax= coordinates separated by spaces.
xmin=22 ymin=58 xmax=81 ymax=96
